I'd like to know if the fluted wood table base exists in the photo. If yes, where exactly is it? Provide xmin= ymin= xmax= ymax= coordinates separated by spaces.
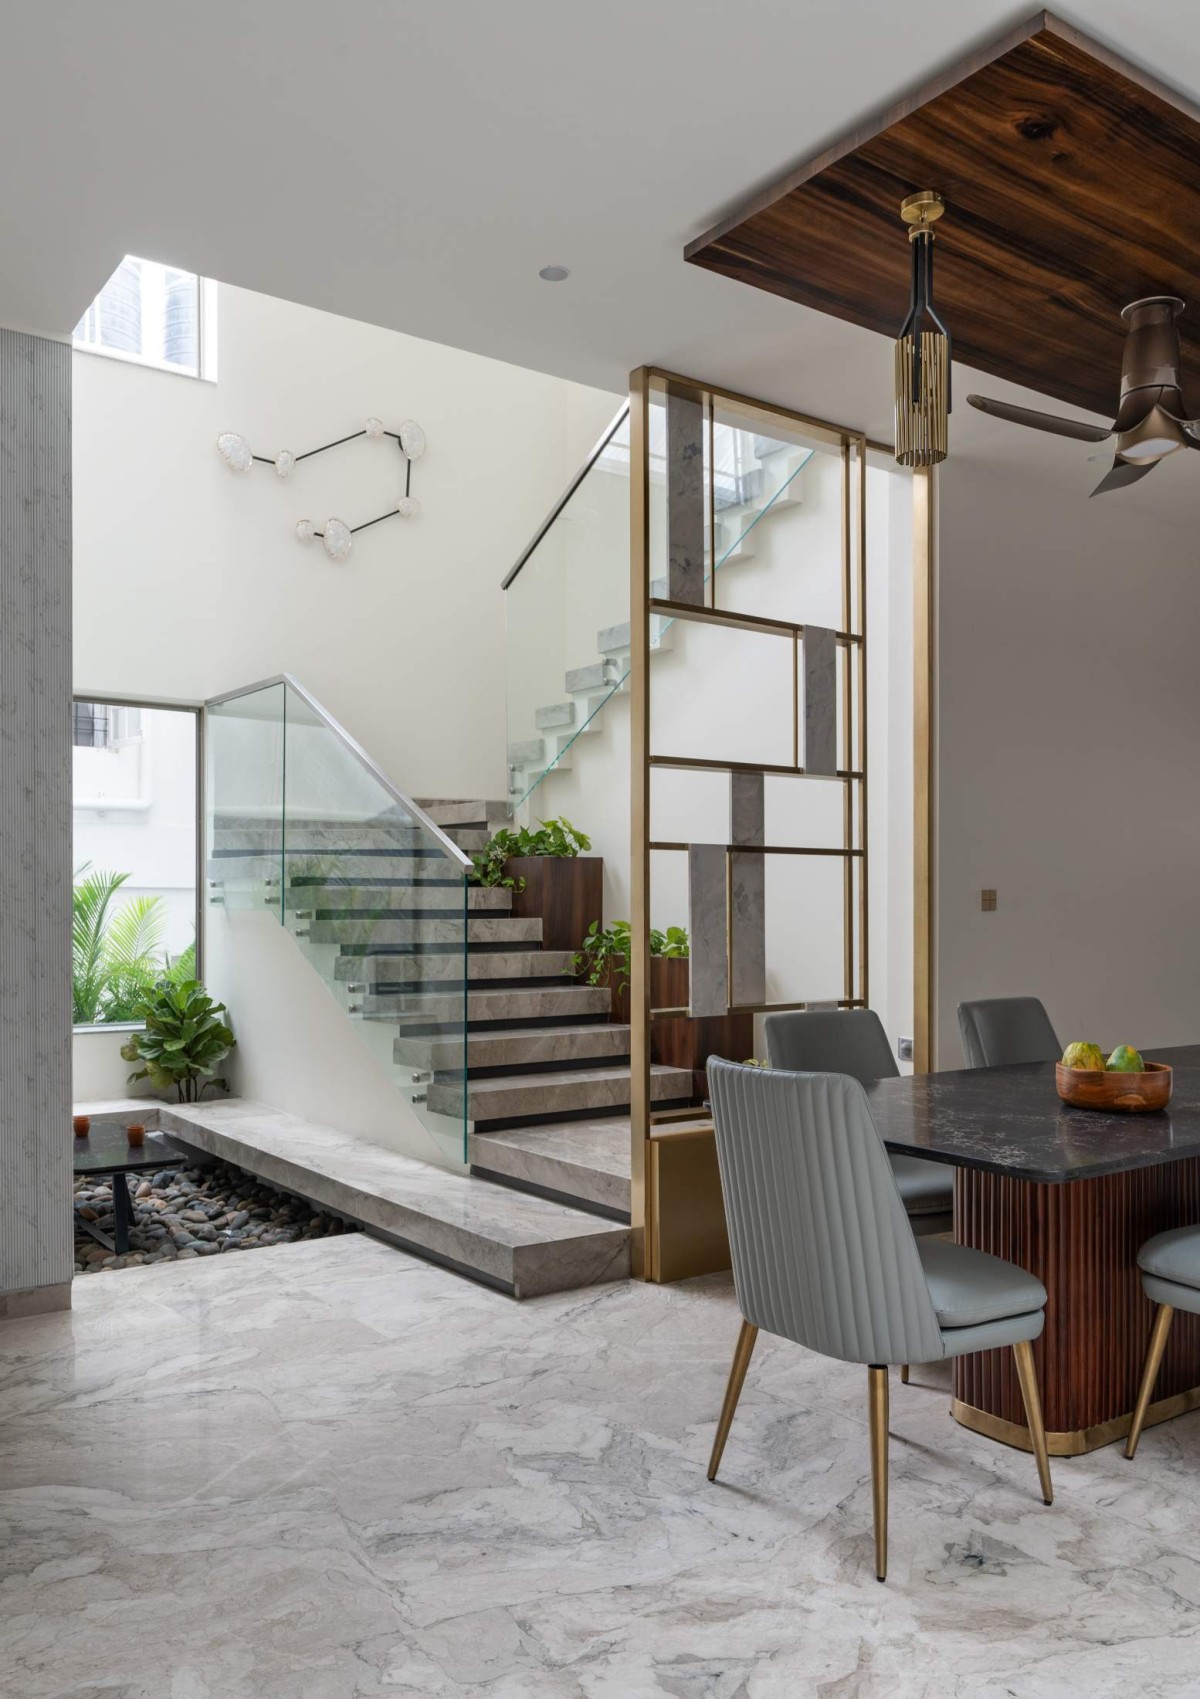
xmin=951 ymin=1160 xmax=1200 ymax=1455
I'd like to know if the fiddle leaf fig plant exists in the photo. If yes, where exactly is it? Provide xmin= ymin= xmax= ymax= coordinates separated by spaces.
xmin=470 ymin=817 xmax=591 ymax=889
xmin=575 ymin=920 xmax=689 ymax=992
xmin=120 ymin=979 xmax=236 ymax=1104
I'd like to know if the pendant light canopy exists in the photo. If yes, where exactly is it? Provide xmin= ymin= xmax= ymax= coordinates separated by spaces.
xmin=894 ymin=190 xmax=950 ymax=467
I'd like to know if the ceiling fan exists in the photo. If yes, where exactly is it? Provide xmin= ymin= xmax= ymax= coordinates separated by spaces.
xmin=966 ymin=297 xmax=1199 ymax=495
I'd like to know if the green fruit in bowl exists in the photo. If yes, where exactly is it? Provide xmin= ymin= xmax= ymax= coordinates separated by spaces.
xmin=1062 ymin=1041 xmax=1106 ymax=1071
xmin=1107 ymin=1044 xmax=1144 ymax=1074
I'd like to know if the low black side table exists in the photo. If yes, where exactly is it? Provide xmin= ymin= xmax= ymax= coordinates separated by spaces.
xmin=73 ymin=1121 xmax=195 ymax=1256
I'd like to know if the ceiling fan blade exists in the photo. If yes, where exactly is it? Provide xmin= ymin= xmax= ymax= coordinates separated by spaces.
xmin=967 ymin=394 xmax=1113 ymax=442
xmin=1090 ymin=458 xmax=1157 ymax=497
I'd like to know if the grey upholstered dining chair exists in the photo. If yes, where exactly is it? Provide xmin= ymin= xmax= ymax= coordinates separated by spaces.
xmin=958 ymin=996 xmax=1061 ymax=1069
xmin=1125 ymin=1225 xmax=1200 ymax=1459
xmin=706 ymin=1057 xmax=1053 ymax=1581
xmin=764 ymin=1009 xmax=952 ymax=1222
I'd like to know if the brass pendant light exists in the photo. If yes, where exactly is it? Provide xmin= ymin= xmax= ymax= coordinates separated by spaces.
xmin=895 ymin=190 xmax=950 ymax=467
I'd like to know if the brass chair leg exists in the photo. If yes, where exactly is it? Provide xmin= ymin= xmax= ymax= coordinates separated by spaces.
xmin=900 ymin=1363 xmax=909 ymax=1385
xmin=1012 ymin=1339 xmax=1053 ymax=1505
xmin=868 ymin=1365 xmax=889 ymax=1582
xmin=1126 ymin=1303 xmax=1175 ymax=1461
xmin=707 ymin=1320 xmax=758 ymax=1481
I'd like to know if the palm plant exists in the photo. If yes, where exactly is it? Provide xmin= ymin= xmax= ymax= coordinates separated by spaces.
xmin=72 ymin=864 xmax=174 ymax=1023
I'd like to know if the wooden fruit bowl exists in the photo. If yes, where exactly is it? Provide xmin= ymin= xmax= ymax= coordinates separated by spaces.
xmin=1056 ymin=1060 xmax=1173 ymax=1113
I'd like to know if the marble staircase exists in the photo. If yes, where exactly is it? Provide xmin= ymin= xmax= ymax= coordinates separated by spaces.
xmin=206 ymin=798 xmax=693 ymax=1288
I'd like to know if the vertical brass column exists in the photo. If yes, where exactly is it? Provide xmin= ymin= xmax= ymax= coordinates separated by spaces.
xmin=629 ymin=368 xmax=653 ymax=1278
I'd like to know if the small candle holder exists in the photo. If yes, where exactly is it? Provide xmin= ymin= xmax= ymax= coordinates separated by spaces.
xmin=126 ymin=1123 xmax=146 ymax=1148
xmin=73 ymin=1115 xmax=90 ymax=1138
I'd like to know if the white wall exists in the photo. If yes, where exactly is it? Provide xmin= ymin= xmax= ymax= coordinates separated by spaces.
xmin=73 ymin=282 xmax=618 ymax=799
xmin=71 ymin=283 xmax=617 ymax=1146
xmin=73 ymin=1029 xmax=160 ymax=1102
xmin=936 ymin=454 xmax=1200 ymax=1065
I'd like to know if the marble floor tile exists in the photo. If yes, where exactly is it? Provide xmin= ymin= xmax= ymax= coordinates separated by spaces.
xmin=3 ymin=1237 xmax=1200 ymax=1696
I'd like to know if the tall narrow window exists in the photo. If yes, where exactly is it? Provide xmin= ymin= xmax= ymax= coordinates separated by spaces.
xmin=73 ymin=256 xmax=217 ymax=380
xmin=72 ymin=701 xmax=200 ymax=1027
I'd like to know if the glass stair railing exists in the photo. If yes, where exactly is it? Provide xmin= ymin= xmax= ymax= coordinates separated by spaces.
xmin=204 ymin=675 xmax=472 ymax=1166
xmin=503 ymin=404 xmax=814 ymax=812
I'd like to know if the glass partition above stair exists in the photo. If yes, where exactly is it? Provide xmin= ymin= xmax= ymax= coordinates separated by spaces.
xmin=502 ymin=400 xmax=815 ymax=814
xmin=205 ymin=676 xmax=472 ymax=1167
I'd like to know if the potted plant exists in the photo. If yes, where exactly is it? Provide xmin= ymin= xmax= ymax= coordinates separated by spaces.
xmin=120 ymin=978 xmax=236 ymax=1104
xmin=576 ymin=920 xmax=752 ymax=1100
xmin=576 ymin=920 xmax=690 ymax=1023
xmin=472 ymin=817 xmax=602 ymax=951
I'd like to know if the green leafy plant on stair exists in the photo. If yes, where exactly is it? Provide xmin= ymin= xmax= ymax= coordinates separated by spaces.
xmin=120 ymin=979 xmax=237 ymax=1103
xmin=470 ymin=817 xmax=592 ymax=889
xmin=575 ymin=919 xmax=689 ymax=996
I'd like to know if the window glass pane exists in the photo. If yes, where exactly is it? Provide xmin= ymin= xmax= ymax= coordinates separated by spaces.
xmin=73 ymin=255 xmax=201 ymax=374
xmin=72 ymin=702 xmax=198 ymax=1025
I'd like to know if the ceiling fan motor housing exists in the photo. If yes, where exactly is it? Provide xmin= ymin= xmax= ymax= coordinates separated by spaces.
xmin=1118 ymin=296 xmax=1186 ymax=403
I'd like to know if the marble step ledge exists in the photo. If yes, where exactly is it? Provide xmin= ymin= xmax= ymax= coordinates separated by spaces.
xmin=309 ymin=915 xmax=541 ymax=948
xmin=283 ymin=885 xmax=513 ymax=915
xmin=394 ymin=1021 xmax=631 ymax=1073
xmin=470 ymin=1116 xmax=634 ymax=1216
xmin=415 ymin=799 xmax=510 ymax=830
xmin=375 ymin=984 xmax=612 ymax=1025
xmin=213 ymin=856 xmax=475 ymax=889
xmin=335 ymin=949 xmax=577 ymax=987
xmin=119 ymin=1098 xmax=630 ymax=1298
xmin=430 ymin=1063 xmax=692 ymax=1124
xmin=211 ymin=825 xmax=479 ymax=857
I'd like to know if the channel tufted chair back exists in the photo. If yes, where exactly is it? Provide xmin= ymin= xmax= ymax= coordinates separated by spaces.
xmin=706 ymin=1058 xmax=945 ymax=1369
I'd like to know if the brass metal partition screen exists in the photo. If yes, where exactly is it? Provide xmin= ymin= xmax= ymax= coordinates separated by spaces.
xmin=629 ymin=368 xmax=868 ymax=1279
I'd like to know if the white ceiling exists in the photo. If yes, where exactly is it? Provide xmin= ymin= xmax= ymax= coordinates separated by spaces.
xmin=5 ymin=0 xmax=1200 ymax=519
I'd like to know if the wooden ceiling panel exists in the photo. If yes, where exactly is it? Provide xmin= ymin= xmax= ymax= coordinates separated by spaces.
xmin=685 ymin=12 xmax=1200 ymax=418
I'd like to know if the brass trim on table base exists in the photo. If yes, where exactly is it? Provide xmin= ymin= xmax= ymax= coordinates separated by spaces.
xmin=952 ymin=1383 xmax=1200 ymax=1457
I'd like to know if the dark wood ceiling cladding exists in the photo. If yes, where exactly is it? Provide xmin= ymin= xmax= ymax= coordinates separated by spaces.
xmin=686 ymin=13 xmax=1200 ymax=418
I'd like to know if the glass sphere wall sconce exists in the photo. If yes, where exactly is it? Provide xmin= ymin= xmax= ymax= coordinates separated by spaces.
xmin=215 ymin=416 xmax=426 ymax=561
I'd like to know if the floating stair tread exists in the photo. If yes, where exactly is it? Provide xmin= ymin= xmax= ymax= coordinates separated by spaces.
xmin=535 ymin=702 xmax=575 ymax=730
xmin=310 ymin=916 xmax=541 ymax=947
xmin=137 ymin=1098 xmax=628 ymax=1298
xmin=417 ymin=799 xmax=509 ymax=829
xmin=470 ymin=1117 xmax=633 ymax=1214
xmin=394 ymin=1022 xmax=631 ymax=1072
xmin=338 ymin=949 xmax=576 ymax=984
xmin=286 ymin=885 xmax=512 ymax=913
xmin=565 ymin=662 xmax=612 ymax=694
xmin=377 ymin=984 xmax=612 ymax=1023
xmin=431 ymin=1064 xmax=691 ymax=1121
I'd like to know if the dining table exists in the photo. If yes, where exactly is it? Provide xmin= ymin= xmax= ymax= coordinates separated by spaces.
xmin=862 ymin=1044 xmax=1200 ymax=1456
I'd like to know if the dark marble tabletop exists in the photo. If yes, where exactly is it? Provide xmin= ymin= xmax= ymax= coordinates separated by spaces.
xmin=864 ymin=1045 xmax=1200 ymax=1184
xmin=72 ymin=1121 xmax=193 ymax=1176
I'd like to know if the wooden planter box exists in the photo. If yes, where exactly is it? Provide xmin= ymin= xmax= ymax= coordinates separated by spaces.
xmin=598 ymin=955 xmax=754 ymax=1102
xmin=508 ymin=855 xmax=603 ymax=954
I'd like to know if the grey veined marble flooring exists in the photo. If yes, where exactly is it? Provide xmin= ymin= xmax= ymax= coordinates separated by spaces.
xmin=4 ymin=1240 xmax=1200 ymax=1698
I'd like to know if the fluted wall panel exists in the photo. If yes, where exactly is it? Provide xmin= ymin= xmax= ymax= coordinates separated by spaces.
xmin=0 ymin=329 xmax=72 ymax=1307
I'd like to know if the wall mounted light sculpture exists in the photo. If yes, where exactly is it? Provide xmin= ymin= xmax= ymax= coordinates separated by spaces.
xmin=215 ymin=416 xmax=426 ymax=561
xmin=894 ymin=191 xmax=951 ymax=467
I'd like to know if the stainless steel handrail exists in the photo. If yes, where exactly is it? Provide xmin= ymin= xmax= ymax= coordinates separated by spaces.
xmin=500 ymin=402 xmax=630 ymax=590
xmin=204 ymin=672 xmax=473 ymax=871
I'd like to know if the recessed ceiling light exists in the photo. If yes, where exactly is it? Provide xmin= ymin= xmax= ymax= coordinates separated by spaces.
xmin=539 ymin=265 xmax=570 ymax=282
